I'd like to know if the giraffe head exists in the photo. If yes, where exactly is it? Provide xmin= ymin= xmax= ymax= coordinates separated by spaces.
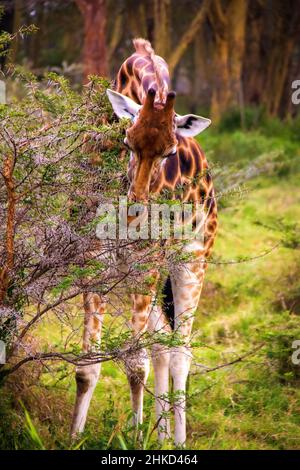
xmin=107 ymin=88 xmax=211 ymax=201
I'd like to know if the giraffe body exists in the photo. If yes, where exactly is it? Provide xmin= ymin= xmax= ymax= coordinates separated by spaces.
xmin=71 ymin=39 xmax=217 ymax=446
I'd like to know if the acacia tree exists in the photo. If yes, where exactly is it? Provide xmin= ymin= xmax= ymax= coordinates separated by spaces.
xmin=0 ymin=65 xmax=192 ymax=382
xmin=0 ymin=70 xmax=129 ymax=372
xmin=0 ymin=23 xmax=190 ymax=383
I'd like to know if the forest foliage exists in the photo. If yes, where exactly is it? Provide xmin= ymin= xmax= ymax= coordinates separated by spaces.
xmin=1 ymin=0 xmax=300 ymax=122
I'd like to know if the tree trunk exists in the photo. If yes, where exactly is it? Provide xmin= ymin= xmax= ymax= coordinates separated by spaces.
xmin=190 ymin=30 xmax=209 ymax=113
xmin=269 ymin=39 xmax=294 ymax=116
xmin=262 ymin=0 xmax=298 ymax=117
xmin=75 ymin=0 xmax=108 ymax=82
xmin=209 ymin=0 xmax=230 ymax=123
xmin=154 ymin=0 xmax=171 ymax=58
xmin=227 ymin=0 xmax=248 ymax=108
xmin=209 ymin=0 xmax=248 ymax=123
xmin=244 ymin=0 xmax=265 ymax=105
xmin=210 ymin=34 xmax=230 ymax=123
xmin=9 ymin=0 xmax=22 ymax=64
xmin=108 ymin=7 xmax=123 ymax=63
xmin=29 ymin=1 xmax=45 ymax=69
xmin=127 ymin=1 xmax=148 ymax=41
xmin=168 ymin=0 xmax=211 ymax=76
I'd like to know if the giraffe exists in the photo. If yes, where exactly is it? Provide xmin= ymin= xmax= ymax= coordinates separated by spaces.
xmin=71 ymin=38 xmax=217 ymax=446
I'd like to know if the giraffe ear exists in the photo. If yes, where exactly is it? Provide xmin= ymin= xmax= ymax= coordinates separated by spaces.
xmin=106 ymin=89 xmax=141 ymax=121
xmin=175 ymin=114 xmax=211 ymax=137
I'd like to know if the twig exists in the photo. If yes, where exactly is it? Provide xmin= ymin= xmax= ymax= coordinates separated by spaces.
xmin=191 ymin=343 xmax=265 ymax=375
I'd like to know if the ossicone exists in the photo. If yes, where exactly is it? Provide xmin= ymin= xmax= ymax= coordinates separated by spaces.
xmin=143 ymin=88 xmax=156 ymax=111
xmin=165 ymin=90 xmax=176 ymax=113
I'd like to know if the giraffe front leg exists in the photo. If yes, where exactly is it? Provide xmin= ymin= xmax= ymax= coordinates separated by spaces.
xmin=70 ymin=293 xmax=105 ymax=437
xmin=170 ymin=345 xmax=191 ymax=446
xmin=151 ymin=342 xmax=171 ymax=441
xmin=125 ymin=294 xmax=151 ymax=430
xmin=170 ymin=260 xmax=205 ymax=446
xmin=148 ymin=303 xmax=171 ymax=442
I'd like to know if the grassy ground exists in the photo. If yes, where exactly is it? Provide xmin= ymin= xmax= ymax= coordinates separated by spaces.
xmin=1 ymin=122 xmax=300 ymax=450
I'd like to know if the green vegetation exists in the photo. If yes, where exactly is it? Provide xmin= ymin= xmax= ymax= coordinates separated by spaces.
xmin=1 ymin=119 xmax=299 ymax=450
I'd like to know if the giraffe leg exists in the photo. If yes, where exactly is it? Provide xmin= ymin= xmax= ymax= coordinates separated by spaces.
xmin=170 ymin=249 xmax=205 ymax=446
xmin=125 ymin=294 xmax=151 ymax=430
xmin=148 ymin=304 xmax=171 ymax=442
xmin=70 ymin=293 xmax=105 ymax=437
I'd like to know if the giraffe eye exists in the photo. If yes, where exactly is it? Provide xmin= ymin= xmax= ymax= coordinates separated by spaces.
xmin=165 ymin=145 xmax=177 ymax=157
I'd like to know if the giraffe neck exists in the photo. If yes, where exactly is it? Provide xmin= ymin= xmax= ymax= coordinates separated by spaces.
xmin=115 ymin=38 xmax=171 ymax=104
xmin=115 ymin=39 xmax=218 ymax=257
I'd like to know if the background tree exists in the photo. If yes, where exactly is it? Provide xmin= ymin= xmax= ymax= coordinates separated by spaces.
xmin=75 ymin=0 xmax=108 ymax=81
xmin=1 ymin=0 xmax=300 ymax=119
xmin=262 ymin=0 xmax=300 ymax=116
xmin=154 ymin=0 xmax=171 ymax=58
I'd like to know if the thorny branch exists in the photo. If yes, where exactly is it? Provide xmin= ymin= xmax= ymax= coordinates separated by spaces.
xmin=0 ymin=71 xmax=280 ymax=397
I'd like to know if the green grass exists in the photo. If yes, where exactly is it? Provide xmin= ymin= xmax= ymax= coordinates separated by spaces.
xmin=1 ymin=127 xmax=300 ymax=450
